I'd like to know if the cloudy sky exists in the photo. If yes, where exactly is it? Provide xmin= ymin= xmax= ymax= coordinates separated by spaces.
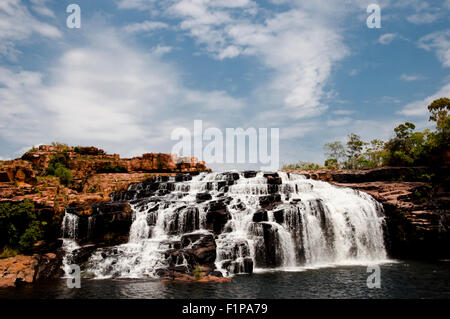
xmin=0 ymin=0 xmax=449 ymax=169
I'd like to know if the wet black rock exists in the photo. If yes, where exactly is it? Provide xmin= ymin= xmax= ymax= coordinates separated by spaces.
xmin=273 ymin=209 xmax=284 ymax=224
xmin=166 ymin=232 xmax=217 ymax=271
xmin=196 ymin=192 xmax=212 ymax=203
xmin=243 ymin=171 xmax=258 ymax=178
xmin=253 ymin=209 xmax=268 ymax=222
xmin=266 ymin=176 xmax=282 ymax=185
xmin=205 ymin=200 xmax=231 ymax=234
xmin=251 ymin=223 xmax=283 ymax=268
xmin=259 ymin=194 xmax=282 ymax=209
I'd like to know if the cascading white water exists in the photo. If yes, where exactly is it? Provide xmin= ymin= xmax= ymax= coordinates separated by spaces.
xmin=60 ymin=171 xmax=388 ymax=278
xmin=61 ymin=211 xmax=80 ymax=276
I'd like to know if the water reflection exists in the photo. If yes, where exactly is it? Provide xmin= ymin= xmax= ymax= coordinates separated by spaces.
xmin=1 ymin=261 xmax=449 ymax=299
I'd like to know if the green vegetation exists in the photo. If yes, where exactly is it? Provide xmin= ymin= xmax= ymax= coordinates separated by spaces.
xmin=193 ymin=265 xmax=204 ymax=280
xmin=45 ymin=150 xmax=73 ymax=186
xmin=73 ymin=146 xmax=84 ymax=155
xmin=286 ymin=97 xmax=449 ymax=170
xmin=0 ymin=200 xmax=45 ymax=256
xmin=97 ymin=164 xmax=128 ymax=173
xmin=0 ymin=246 xmax=19 ymax=258
xmin=282 ymin=161 xmax=323 ymax=170
xmin=51 ymin=142 xmax=69 ymax=151
xmin=323 ymin=135 xmax=388 ymax=169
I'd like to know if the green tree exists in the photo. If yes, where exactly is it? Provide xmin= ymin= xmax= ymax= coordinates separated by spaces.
xmin=427 ymin=97 xmax=450 ymax=132
xmin=345 ymin=134 xmax=366 ymax=169
xmin=323 ymin=141 xmax=345 ymax=168
xmin=0 ymin=200 xmax=44 ymax=255
xmin=384 ymin=122 xmax=431 ymax=166
xmin=364 ymin=139 xmax=386 ymax=168
xmin=324 ymin=158 xmax=339 ymax=169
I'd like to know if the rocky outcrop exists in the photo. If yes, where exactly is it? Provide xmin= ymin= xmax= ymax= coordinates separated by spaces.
xmin=284 ymin=166 xmax=450 ymax=259
xmin=0 ymin=253 xmax=62 ymax=288
xmin=21 ymin=145 xmax=210 ymax=177
xmin=0 ymin=144 xmax=211 ymax=286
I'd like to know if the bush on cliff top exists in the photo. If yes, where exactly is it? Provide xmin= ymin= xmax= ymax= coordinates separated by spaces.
xmin=0 ymin=200 xmax=45 ymax=256
xmin=282 ymin=161 xmax=323 ymax=170
xmin=45 ymin=151 xmax=73 ymax=186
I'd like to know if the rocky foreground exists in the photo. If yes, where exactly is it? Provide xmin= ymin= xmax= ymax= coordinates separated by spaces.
xmin=284 ymin=166 xmax=450 ymax=259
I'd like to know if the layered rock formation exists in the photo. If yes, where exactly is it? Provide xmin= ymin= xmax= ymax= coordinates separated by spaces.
xmin=0 ymin=144 xmax=209 ymax=287
xmin=284 ymin=166 xmax=450 ymax=259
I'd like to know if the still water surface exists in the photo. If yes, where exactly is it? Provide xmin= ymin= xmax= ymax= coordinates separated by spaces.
xmin=1 ymin=260 xmax=449 ymax=299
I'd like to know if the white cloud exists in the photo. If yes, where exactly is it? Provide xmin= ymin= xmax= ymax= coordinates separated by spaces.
xmin=123 ymin=20 xmax=169 ymax=33
xmin=327 ymin=117 xmax=352 ymax=127
xmin=407 ymin=12 xmax=439 ymax=24
xmin=30 ymin=0 xmax=55 ymax=18
xmin=0 ymin=0 xmax=61 ymax=59
xmin=152 ymin=45 xmax=173 ymax=55
xmin=399 ymin=83 xmax=450 ymax=116
xmin=279 ymin=122 xmax=320 ymax=140
xmin=400 ymin=74 xmax=422 ymax=81
xmin=165 ymin=1 xmax=349 ymax=119
xmin=0 ymin=28 xmax=244 ymax=157
xmin=332 ymin=109 xmax=355 ymax=115
xmin=117 ymin=0 xmax=159 ymax=10
xmin=382 ymin=96 xmax=401 ymax=104
xmin=378 ymin=33 xmax=397 ymax=45
xmin=419 ymin=30 xmax=450 ymax=67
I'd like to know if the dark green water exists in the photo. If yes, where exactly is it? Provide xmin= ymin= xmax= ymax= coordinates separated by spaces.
xmin=1 ymin=260 xmax=449 ymax=299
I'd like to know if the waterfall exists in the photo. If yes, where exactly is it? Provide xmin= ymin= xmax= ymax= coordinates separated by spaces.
xmin=62 ymin=212 xmax=79 ymax=239
xmin=60 ymin=211 xmax=80 ymax=277
xmin=60 ymin=171 xmax=388 ymax=279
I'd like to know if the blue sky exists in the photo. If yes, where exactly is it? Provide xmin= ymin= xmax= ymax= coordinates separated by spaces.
xmin=0 ymin=0 xmax=449 ymax=170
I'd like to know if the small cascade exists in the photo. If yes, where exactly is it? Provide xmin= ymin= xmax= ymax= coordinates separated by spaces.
xmin=60 ymin=171 xmax=388 ymax=279
xmin=60 ymin=211 xmax=80 ymax=276
xmin=62 ymin=212 xmax=79 ymax=239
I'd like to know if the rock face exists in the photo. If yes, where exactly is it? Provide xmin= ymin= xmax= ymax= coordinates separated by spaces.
xmin=65 ymin=201 xmax=133 ymax=245
xmin=284 ymin=166 xmax=450 ymax=259
xmin=0 ymin=253 xmax=62 ymax=288
xmin=160 ymin=232 xmax=218 ymax=279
